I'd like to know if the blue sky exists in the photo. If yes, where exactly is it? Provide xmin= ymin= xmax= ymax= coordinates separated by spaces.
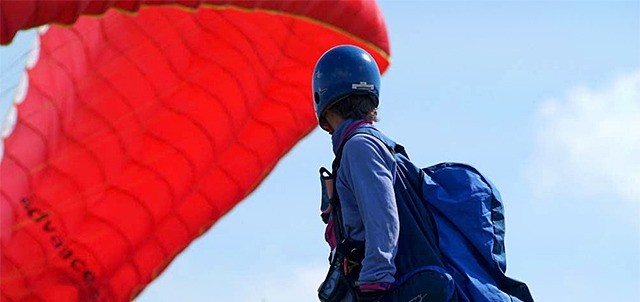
xmin=1 ymin=1 xmax=639 ymax=301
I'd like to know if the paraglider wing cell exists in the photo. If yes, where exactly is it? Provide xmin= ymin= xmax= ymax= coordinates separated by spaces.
xmin=0 ymin=0 xmax=390 ymax=301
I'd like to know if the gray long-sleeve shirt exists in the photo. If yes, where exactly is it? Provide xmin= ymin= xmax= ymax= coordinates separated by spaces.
xmin=331 ymin=119 xmax=400 ymax=285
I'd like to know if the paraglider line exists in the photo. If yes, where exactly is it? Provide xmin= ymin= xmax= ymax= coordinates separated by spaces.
xmin=0 ymin=50 xmax=31 ymax=83
xmin=0 ymin=83 xmax=21 ymax=100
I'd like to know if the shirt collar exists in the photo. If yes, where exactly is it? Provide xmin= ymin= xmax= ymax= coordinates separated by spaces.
xmin=331 ymin=118 xmax=374 ymax=155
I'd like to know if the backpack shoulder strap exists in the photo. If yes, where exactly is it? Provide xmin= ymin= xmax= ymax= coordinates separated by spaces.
xmin=332 ymin=126 xmax=408 ymax=171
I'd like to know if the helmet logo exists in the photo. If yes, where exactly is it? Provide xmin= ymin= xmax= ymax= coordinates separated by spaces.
xmin=352 ymin=81 xmax=374 ymax=91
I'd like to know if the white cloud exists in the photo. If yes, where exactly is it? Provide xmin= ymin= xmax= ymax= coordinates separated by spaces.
xmin=527 ymin=70 xmax=640 ymax=205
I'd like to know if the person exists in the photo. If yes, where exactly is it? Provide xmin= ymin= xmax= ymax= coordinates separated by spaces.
xmin=314 ymin=44 xmax=464 ymax=302
xmin=313 ymin=45 xmax=534 ymax=302
xmin=313 ymin=45 xmax=399 ymax=302
xmin=315 ymin=45 xmax=459 ymax=302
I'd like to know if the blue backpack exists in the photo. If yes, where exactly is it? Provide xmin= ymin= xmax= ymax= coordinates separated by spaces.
xmin=326 ymin=127 xmax=533 ymax=302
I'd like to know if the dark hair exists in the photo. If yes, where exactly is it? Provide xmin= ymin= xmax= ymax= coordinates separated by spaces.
xmin=326 ymin=94 xmax=379 ymax=122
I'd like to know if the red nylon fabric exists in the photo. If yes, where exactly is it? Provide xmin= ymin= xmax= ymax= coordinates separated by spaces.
xmin=0 ymin=0 xmax=390 ymax=53
xmin=0 ymin=1 xmax=390 ymax=301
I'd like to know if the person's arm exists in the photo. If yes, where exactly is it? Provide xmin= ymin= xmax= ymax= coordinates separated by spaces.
xmin=341 ymin=134 xmax=399 ymax=288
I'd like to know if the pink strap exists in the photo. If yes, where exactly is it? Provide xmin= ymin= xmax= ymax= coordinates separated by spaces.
xmin=359 ymin=282 xmax=392 ymax=292
xmin=338 ymin=120 xmax=372 ymax=147
xmin=324 ymin=218 xmax=337 ymax=249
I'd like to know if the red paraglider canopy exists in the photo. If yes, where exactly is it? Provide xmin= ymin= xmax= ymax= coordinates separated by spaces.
xmin=0 ymin=0 xmax=390 ymax=301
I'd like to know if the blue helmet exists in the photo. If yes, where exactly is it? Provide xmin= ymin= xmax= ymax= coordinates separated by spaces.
xmin=312 ymin=45 xmax=381 ymax=130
